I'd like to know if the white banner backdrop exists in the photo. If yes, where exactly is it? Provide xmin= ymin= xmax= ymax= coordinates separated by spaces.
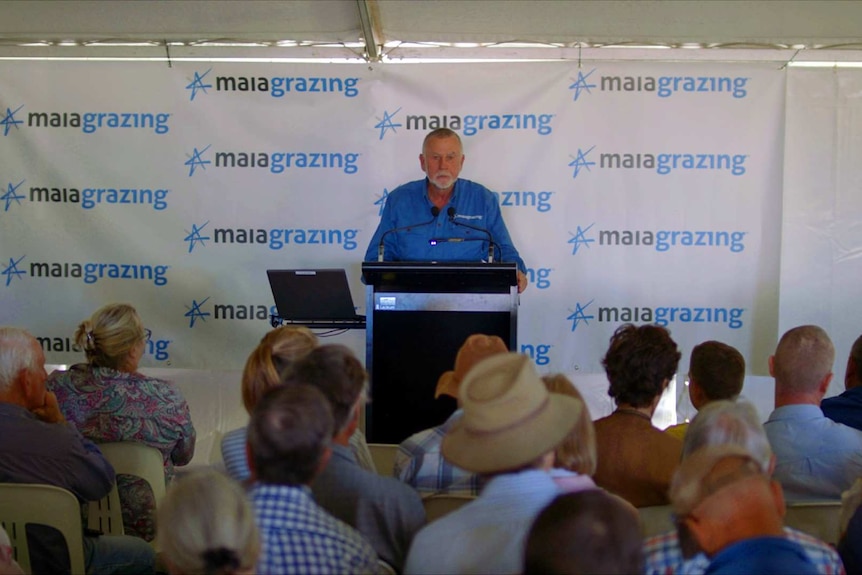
xmin=782 ymin=68 xmax=862 ymax=397
xmin=0 ymin=61 xmax=784 ymax=397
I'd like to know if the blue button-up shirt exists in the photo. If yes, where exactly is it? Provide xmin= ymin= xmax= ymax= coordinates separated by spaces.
xmin=365 ymin=178 xmax=526 ymax=272
xmin=765 ymin=404 xmax=862 ymax=501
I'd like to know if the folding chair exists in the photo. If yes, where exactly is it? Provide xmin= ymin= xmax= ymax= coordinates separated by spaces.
xmin=638 ymin=504 xmax=675 ymax=537
xmin=422 ymin=494 xmax=476 ymax=522
xmin=0 ymin=483 xmax=87 ymax=574
xmin=367 ymin=443 xmax=400 ymax=476
xmin=784 ymin=500 xmax=842 ymax=545
xmin=87 ymin=442 xmax=166 ymax=537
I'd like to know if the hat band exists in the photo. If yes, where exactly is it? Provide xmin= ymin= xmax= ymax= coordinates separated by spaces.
xmin=462 ymin=396 xmax=550 ymax=437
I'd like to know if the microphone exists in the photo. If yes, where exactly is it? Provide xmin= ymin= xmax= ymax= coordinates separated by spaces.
xmin=445 ymin=207 xmax=498 ymax=263
xmin=378 ymin=206 xmax=441 ymax=262
xmin=429 ymin=237 xmax=485 ymax=246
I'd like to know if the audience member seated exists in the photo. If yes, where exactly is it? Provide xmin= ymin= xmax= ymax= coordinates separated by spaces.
xmin=394 ymin=333 xmax=508 ymax=496
xmin=221 ymin=326 xmax=316 ymax=481
xmin=541 ymin=373 xmax=598 ymax=493
xmin=524 ymin=489 xmax=643 ymax=574
xmin=822 ymin=333 xmax=862 ymax=431
xmin=839 ymin=500 xmax=862 ymax=575
xmin=157 ymin=468 xmax=260 ymax=575
xmin=0 ymin=526 xmax=23 ymax=575
xmin=46 ymin=303 xmax=196 ymax=542
xmin=404 ymin=353 xmax=581 ymax=575
xmin=0 ymin=327 xmax=155 ymax=574
xmin=288 ymin=344 xmax=425 ymax=572
xmin=764 ymin=325 xmax=862 ymax=500
xmin=592 ymin=323 xmax=683 ymax=507
xmin=670 ymin=444 xmax=817 ymax=574
xmin=644 ymin=400 xmax=844 ymax=575
xmin=220 ymin=326 xmax=375 ymax=482
xmin=665 ymin=340 xmax=745 ymax=440
xmin=246 ymin=384 xmax=379 ymax=574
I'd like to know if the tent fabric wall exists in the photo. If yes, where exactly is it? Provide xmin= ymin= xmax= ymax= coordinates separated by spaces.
xmin=2 ymin=62 xmax=861 ymax=449
xmin=782 ymin=68 xmax=862 ymax=397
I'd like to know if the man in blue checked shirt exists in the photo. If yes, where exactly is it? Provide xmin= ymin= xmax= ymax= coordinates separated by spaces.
xmin=247 ymin=384 xmax=379 ymax=575
xmin=365 ymin=128 xmax=529 ymax=293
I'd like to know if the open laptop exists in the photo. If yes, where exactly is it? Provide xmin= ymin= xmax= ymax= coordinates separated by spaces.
xmin=267 ymin=269 xmax=365 ymax=328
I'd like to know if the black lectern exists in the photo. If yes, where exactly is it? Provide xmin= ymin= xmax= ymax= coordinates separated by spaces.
xmin=362 ymin=262 xmax=519 ymax=444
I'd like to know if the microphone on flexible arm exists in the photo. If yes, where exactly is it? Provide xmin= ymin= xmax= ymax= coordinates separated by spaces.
xmin=377 ymin=206 xmax=441 ymax=262
xmin=445 ymin=207 xmax=499 ymax=263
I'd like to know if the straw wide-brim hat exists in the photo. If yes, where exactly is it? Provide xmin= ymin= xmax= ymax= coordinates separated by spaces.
xmin=442 ymin=352 xmax=583 ymax=474
xmin=435 ymin=334 xmax=509 ymax=399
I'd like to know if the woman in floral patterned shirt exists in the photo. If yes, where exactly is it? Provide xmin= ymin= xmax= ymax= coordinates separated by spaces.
xmin=47 ymin=303 xmax=196 ymax=542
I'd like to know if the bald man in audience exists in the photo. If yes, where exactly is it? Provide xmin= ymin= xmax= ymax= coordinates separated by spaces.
xmin=669 ymin=444 xmax=817 ymax=574
xmin=764 ymin=325 xmax=862 ymax=501
xmin=644 ymin=400 xmax=844 ymax=575
xmin=665 ymin=340 xmax=745 ymax=441
xmin=821 ymin=333 xmax=862 ymax=431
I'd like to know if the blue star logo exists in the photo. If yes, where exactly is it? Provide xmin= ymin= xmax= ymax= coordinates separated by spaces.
xmin=567 ymin=300 xmax=595 ymax=332
xmin=374 ymin=189 xmax=390 ymax=216
xmin=185 ymin=145 xmax=211 ymax=177
xmin=569 ymin=146 xmax=596 ymax=179
xmin=2 ymin=180 xmax=25 ymax=212
xmin=568 ymin=69 xmax=597 ymax=101
xmin=568 ymin=223 xmax=595 ymax=255
xmin=184 ymin=297 xmax=211 ymax=328
xmin=184 ymin=221 xmax=210 ymax=253
xmin=186 ymin=68 xmax=213 ymax=101
xmin=1 ymin=255 xmax=26 ymax=287
xmin=0 ymin=104 xmax=24 ymax=137
xmin=374 ymin=108 xmax=402 ymax=140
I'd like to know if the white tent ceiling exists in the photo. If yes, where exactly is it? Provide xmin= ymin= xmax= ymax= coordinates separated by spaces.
xmin=1 ymin=0 xmax=861 ymax=62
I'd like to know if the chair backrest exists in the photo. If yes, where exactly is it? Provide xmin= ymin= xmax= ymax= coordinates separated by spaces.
xmin=784 ymin=500 xmax=842 ymax=545
xmin=422 ymin=494 xmax=476 ymax=522
xmin=88 ymin=442 xmax=166 ymax=536
xmin=367 ymin=443 xmax=399 ymax=476
xmin=638 ymin=504 xmax=675 ymax=537
xmin=0 ymin=483 xmax=87 ymax=574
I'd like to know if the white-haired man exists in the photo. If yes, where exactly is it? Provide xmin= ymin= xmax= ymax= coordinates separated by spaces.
xmin=668 ymin=444 xmax=817 ymax=574
xmin=644 ymin=400 xmax=843 ymax=575
xmin=0 ymin=327 xmax=154 ymax=574
xmin=364 ymin=128 xmax=528 ymax=292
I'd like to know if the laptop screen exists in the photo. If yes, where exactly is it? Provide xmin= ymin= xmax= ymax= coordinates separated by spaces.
xmin=266 ymin=269 xmax=361 ymax=321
